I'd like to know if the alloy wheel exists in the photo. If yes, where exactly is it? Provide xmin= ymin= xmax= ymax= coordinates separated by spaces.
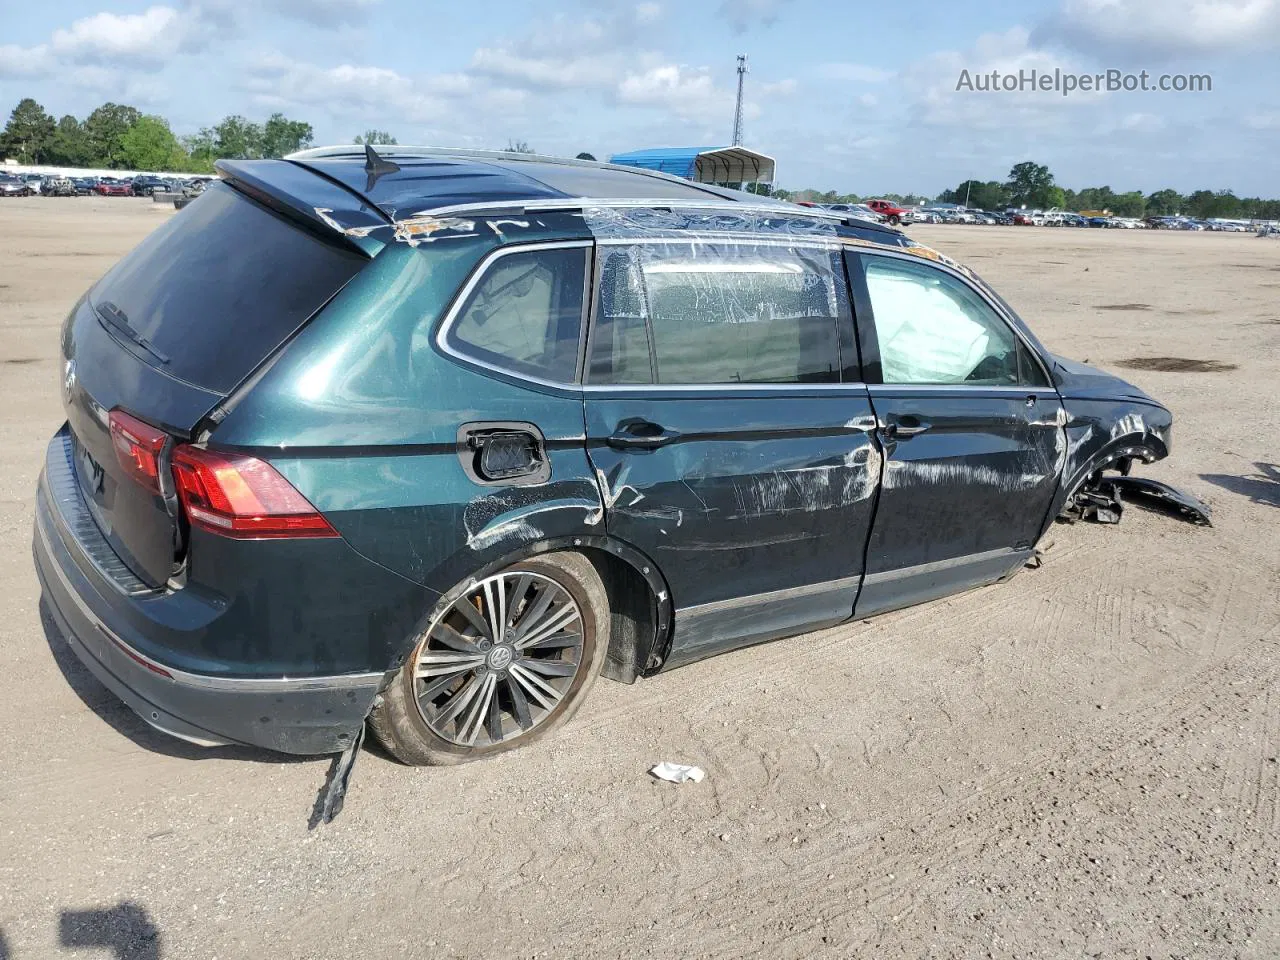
xmin=412 ymin=570 xmax=585 ymax=747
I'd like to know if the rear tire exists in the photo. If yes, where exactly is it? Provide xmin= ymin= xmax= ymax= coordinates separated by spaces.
xmin=370 ymin=551 xmax=610 ymax=765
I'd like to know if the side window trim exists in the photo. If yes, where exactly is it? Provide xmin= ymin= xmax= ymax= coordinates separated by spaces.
xmin=852 ymin=249 xmax=1053 ymax=388
xmin=436 ymin=239 xmax=593 ymax=389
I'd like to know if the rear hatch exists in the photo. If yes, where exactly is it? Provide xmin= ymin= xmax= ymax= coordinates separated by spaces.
xmin=62 ymin=179 xmax=369 ymax=587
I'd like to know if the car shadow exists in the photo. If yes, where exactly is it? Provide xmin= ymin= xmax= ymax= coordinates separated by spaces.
xmin=0 ymin=928 xmax=10 ymax=960
xmin=60 ymin=902 xmax=160 ymax=960
xmin=1200 ymin=462 xmax=1280 ymax=509
xmin=39 ymin=598 xmax=310 ymax=765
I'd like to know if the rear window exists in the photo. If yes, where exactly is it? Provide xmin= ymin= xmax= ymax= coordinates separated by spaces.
xmin=90 ymin=181 xmax=365 ymax=393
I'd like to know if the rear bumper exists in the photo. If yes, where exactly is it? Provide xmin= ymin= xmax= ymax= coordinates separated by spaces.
xmin=33 ymin=433 xmax=385 ymax=756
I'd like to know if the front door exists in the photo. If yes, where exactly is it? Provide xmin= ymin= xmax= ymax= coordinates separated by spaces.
xmin=848 ymin=251 xmax=1066 ymax=617
xmin=584 ymin=238 xmax=880 ymax=667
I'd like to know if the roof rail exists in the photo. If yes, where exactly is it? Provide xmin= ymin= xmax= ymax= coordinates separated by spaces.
xmin=395 ymin=196 xmax=846 ymax=224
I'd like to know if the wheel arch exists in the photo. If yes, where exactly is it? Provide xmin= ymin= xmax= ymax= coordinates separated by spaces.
xmin=388 ymin=534 xmax=674 ymax=685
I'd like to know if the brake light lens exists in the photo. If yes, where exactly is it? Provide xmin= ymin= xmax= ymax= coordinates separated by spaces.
xmin=170 ymin=446 xmax=338 ymax=539
xmin=109 ymin=409 xmax=169 ymax=494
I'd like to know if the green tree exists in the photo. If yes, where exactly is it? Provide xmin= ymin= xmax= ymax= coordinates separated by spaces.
xmin=213 ymin=115 xmax=263 ymax=160
xmin=1005 ymin=161 xmax=1056 ymax=208
xmin=181 ymin=128 xmax=217 ymax=172
xmin=1110 ymin=191 xmax=1146 ymax=218
xmin=84 ymin=103 xmax=142 ymax=167
xmin=0 ymin=98 xmax=56 ymax=163
xmin=1074 ymin=186 xmax=1116 ymax=212
xmin=943 ymin=179 xmax=1008 ymax=210
xmin=119 ymin=115 xmax=186 ymax=171
xmin=1145 ymin=189 xmax=1183 ymax=216
xmin=353 ymin=129 xmax=397 ymax=146
xmin=48 ymin=115 xmax=94 ymax=166
xmin=505 ymin=139 xmax=535 ymax=154
xmin=261 ymin=113 xmax=313 ymax=158
xmin=1044 ymin=185 xmax=1067 ymax=210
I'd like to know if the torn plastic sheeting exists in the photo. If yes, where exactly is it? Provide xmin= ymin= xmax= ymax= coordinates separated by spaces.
xmin=649 ymin=761 xmax=706 ymax=784
xmin=581 ymin=204 xmax=839 ymax=241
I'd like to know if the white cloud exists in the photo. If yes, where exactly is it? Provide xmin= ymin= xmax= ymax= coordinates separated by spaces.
xmin=817 ymin=63 xmax=895 ymax=84
xmin=1039 ymin=0 xmax=1280 ymax=56
xmin=261 ymin=0 xmax=381 ymax=27
xmin=1 ymin=4 xmax=220 ymax=76
xmin=51 ymin=6 xmax=186 ymax=64
xmin=0 ymin=44 xmax=53 ymax=77
xmin=617 ymin=64 xmax=728 ymax=122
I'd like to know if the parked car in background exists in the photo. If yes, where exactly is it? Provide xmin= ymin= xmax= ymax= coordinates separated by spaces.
xmin=131 ymin=175 xmax=173 ymax=196
xmin=94 ymin=180 xmax=135 ymax=197
xmin=865 ymin=198 xmax=910 ymax=225
xmin=71 ymin=178 xmax=97 ymax=196
xmin=34 ymin=146 xmax=1196 ymax=766
xmin=43 ymin=175 xmax=76 ymax=197
xmin=1013 ymin=212 xmax=1039 ymax=226
xmin=0 ymin=174 xmax=34 ymax=197
xmin=826 ymin=202 xmax=884 ymax=223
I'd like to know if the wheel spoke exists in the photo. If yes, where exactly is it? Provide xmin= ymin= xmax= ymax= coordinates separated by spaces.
xmin=418 ymin=667 xmax=470 ymax=701
xmin=433 ymin=673 xmax=484 ymax=727
xmin=483 ymin=575 xmax=507 ymax=644
xmin=431 ymin=622 xmax=483 ymax=654
xmin=509 ymin=662 xmax=564 ymax=711
xmin=484 ymin=680 xmax=505 ymax=743
xmin=458 ymin=672 xmax=497 ymax=746
xmin=415 ymin=651 xmax=485 ymax=677
xmin=454 ymin=595 xmax=492 ymax=639
xmin=505 ymin=673 xmax=533 ymax=731
xmin=515 ymin=604 xmax=580 ymax=651
xmin=518 ymin=657 xmax=578 ymax=678
xmin=511 ymin=581 xmax=556 ymax=641
xmin=507 ymin=573 xmax=533 ymax=623
xmin=521 ymin=630 xmax=582 ymax=651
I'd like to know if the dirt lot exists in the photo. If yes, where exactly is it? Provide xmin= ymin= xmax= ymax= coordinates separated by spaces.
xmin=1 ymin=197 xmax=1277 ymax=959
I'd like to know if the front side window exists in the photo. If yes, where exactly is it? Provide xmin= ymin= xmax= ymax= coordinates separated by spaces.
xmin=587 ymin=242 xmax=843 ymax=385
xmin=862 ymin=255 xmax=1042 ymax=386
xmin=447 ymin=246 xmax=588 ymax=383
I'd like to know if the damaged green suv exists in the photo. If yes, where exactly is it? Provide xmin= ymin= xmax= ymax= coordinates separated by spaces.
xmin=33 ymin=146 xmax=1205 ymax=765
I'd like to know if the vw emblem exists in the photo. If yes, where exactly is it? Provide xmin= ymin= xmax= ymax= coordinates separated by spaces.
xmin=63 ymin=358 xmax=77 ymax=403
xmin=487 ymin=645 xmax=513 ymax=671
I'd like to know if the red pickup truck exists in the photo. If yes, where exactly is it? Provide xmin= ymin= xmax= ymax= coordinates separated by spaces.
xmin=865 ymin=199 xmax=910 ymax=225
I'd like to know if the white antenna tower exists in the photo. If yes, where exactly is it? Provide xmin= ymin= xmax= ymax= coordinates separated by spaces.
xmin=731 ymin=55 xmax=747 ymax=146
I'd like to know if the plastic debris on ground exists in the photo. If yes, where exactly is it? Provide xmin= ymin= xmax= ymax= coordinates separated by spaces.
xmin=649 ymin=761 xmax=706 ymax=784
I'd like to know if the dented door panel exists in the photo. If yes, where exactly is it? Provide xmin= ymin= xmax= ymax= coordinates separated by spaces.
xmin=855 ymin=386 xmax=1065 ymax=618
xmin=585 ymin=389 xmax=881 ymax=664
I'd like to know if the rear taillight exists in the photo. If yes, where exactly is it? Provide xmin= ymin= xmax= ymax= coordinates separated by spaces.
xmin=109 ymin=409 xmax=169 ymax=494
xmin=170 ymin=446 xmax=338 ymax=540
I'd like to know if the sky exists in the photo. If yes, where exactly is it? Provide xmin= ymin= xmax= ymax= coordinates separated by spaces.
xmin=1 ymin=0 xmax=1278 ymax=196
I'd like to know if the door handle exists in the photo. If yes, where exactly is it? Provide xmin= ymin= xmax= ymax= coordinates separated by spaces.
xmin=606 ymin=418 xmax=681 ymax=450
xmin=882 ymin=417 xmax=930 ymax=439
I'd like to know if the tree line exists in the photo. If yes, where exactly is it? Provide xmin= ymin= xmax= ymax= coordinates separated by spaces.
xmin=927 ymin=161 xmax=1279 ymax=221
xmin=772 ymin=161 xmax=1280 ymax=221
xmin=0 ymin=97 xmax=316 ymax=173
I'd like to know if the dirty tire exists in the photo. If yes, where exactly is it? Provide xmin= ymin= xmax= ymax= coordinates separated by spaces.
xmin=370 ymin=551 xmax=610 ymax=766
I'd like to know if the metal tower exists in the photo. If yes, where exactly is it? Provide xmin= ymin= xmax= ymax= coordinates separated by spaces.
xmin=731 ymin=55 xmax=747 ymax=146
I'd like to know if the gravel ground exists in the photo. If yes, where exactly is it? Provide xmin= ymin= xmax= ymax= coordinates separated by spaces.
xmin=1 ymin=198 xmax=1277 ymax=959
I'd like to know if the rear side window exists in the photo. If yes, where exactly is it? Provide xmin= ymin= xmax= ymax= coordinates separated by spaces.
xmin=446 ymin=246 xmax=589 ymax=384
xmin=90 ymin=181 xmax=365 ymax=394
xmin=862 ymin=255 xmax=1046 ymax=386
xmin=587 ymin=243 xmax=843 ymax=385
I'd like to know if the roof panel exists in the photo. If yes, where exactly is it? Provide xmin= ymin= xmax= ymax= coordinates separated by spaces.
xmin=484 ymin=160 xmax=726 ymax=200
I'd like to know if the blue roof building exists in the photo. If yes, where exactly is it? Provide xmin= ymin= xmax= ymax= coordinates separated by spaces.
xmin=608 ymin=146 xmax=775 ymax=185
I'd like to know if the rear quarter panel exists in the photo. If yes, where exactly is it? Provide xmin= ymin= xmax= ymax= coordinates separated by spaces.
xmin=210 ymin=227 xmax=604 ymax=604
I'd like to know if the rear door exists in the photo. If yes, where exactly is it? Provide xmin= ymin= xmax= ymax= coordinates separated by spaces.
xmin=583 ymin=238 xmax=881 ymax=667
xmin=848 ymin=251 xmax=1065 ymax=617
xmin=62 ymin=181 xmax=368 ymax=586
